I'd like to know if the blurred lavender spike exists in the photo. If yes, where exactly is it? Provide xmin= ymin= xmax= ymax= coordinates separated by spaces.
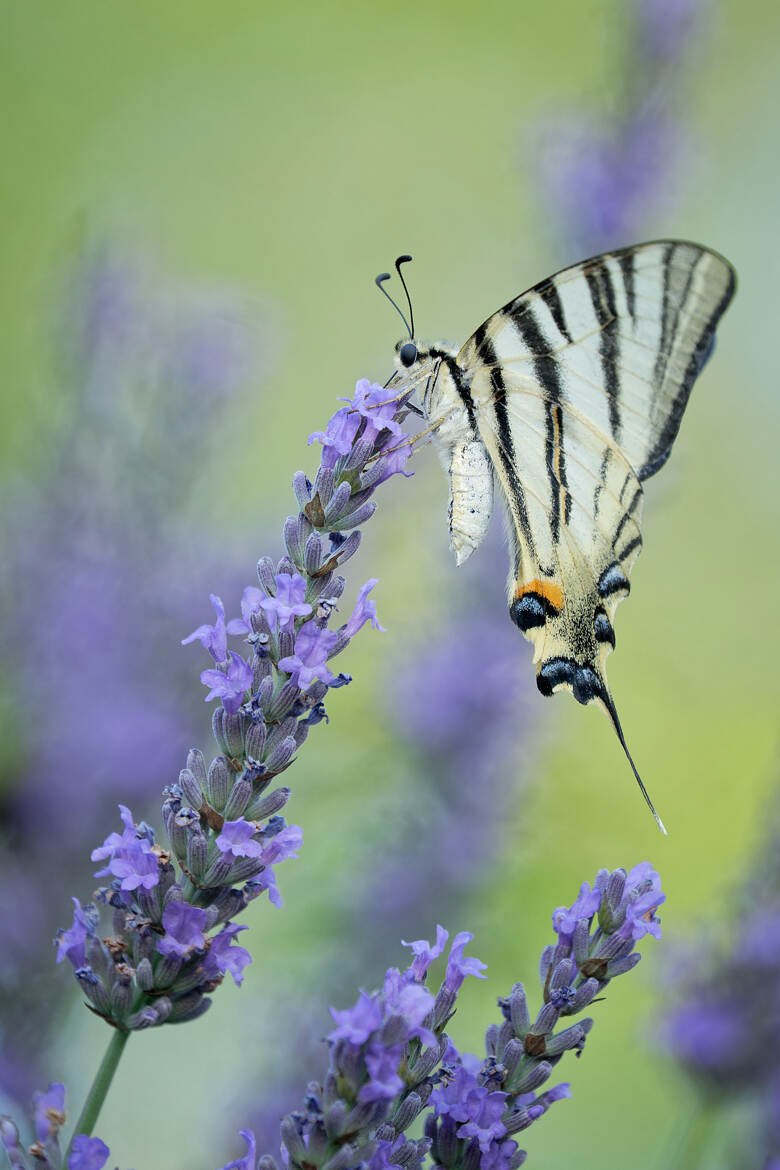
xmin=0 ymin=241 xmax=262 ymax=1105
xmin=532 ymin=0 xmax=709 ymax=258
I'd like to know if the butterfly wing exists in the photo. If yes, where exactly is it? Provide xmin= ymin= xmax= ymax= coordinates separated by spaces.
xmin=457 ymin=240 xmax=736 ymax=827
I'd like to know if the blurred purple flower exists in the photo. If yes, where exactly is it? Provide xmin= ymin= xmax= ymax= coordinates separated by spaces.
xmin=531 ymin=0 xmax=708 ymax=257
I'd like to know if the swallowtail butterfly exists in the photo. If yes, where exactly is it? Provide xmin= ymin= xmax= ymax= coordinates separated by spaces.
xmin=382 ymin=241 xmax=736 ymax=831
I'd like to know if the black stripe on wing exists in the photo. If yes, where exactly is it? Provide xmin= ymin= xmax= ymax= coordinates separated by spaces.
xmin=638 ymin=259 xmax=737 ymax=480
xmin=472 ymin=324 xmax=536 ymax=562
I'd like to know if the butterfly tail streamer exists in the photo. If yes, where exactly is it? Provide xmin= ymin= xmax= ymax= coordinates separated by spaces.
xmin=599 ymin=687 xmax=667 ymax=835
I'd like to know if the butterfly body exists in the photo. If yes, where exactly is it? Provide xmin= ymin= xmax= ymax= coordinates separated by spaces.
xmin=388 ymin=240 xmax=736 ymax=829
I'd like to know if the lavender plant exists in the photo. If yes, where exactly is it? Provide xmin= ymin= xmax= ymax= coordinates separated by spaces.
xmin=217 ymin=862 xmax=666 ymax=1170
xmin=0 ymin=377 xmax=414 ymax=1166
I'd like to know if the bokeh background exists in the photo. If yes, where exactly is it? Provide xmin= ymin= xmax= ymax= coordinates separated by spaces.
xmin=1 ymin=1 xmax=779 ymax=1167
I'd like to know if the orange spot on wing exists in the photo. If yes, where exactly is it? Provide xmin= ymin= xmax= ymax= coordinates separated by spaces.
xmin=515 ymin=578 xmax=564 ymax=612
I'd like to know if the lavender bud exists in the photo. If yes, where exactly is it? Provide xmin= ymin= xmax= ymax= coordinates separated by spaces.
xmin=203 ymin=854 xmax=233 ymax=887
xmin=166 ymin=804 xmax=191 ymax=861
xmin=462 ymin=1137 xmax=482 ymax=1170
xmin=530 ymin=1002 xmax=559 ymax=1036
xmin=572 ymin=920 xmax=590 ymax=967
xmin=257 ymin=556 xmax=277 ymax=594
xmin=544 ymin=1022 xmax=586 ymax=1056
xmin=135 ymin=957 xmax=154 ymax=991
xmin=324 ymin=1100 xmax=348 ymax=1138
xmin=256 ymin=676 xmax=275 ymax=711
xmin=186 ymin=748 xmax=207 ymax=788
xmin=538 ymin=945 xmax=554 ymax=987
xmin=223 ymin=711 xmax=246 ymax=758
xmin=167 ymin=992 xmax=211 ymax=1023
xmin=280 ymin=1116 xmax=308 ymax=1162
xmin=244 ymin=719 xmax=267 ymax=760
xmin=330 ymin=528 xmax=361 ymax=566
xmin=277 ymin=629 xmax=295 ymax=660
xmin=292 ymin=470 xmax=313 ymax=508
xmin=75 ymin=968 xmax=111 ymax=1015
xmin=186 ymin=826 xmax=208 ymax=879
xmin=549 ymin=958 xmax=576 ymax=990
xmin=179 ymin=768 xmax=204 ymax=809
xmin=245 ymin=786 xmax=290 ymax=821
xmin=305 ymin=1122 xmax=329 ymax=1161
xmin=570 ymin=977 xmax=600 ymax=1011
xmin=264 ymin=735 xmax=297 ymax=773
xmin=392 ymin=1092 xmax=422 ymax=1131
xmin=322 ymin=481 xmax=352 ymax=525
xmin=154 ymin=954 xmax=183 ymax=988
xmin=276 ymin=556 xmax=296 ymax=577
xmin=606 ymin=952 xmax=642 ymax=978
xmin=606 ymin=868 xmax=627 ymax=913
xmin=265 ymin=681 xmax=300 ymax=722
xmin=212 ymin=707 xmax=229 ymax=756
xmin=508 ymin=983 xmax=530 ymax=1036
xmin=329 ymin=500 xmax=376 ymax=531
xmin=313 ymin=465 xmax=335 ymax=506
xmin=342 ymin=436 xmax=374 ymax=472
xmin=408 ymin=1042 xmax=444 ymax=1083
xmin=223 ymin=778 xmax=252 ymax=820
xmin=207 ymin=756 xmax=231 ymax=810
xmin=501 ymin=1038 xmax=525 ymax=1076
xmin=433 ymin=984 xmax=457 ymax=1028
xmin=283 ymin=515 xmax=304 ymax=565
xmin=512 ymin=1060 xmax=552 ymax=1094
xmin=109 ymin=971 xmax=133 ymax=1017
xmin=258 ymin=1158 xmax=280 ymax=1170
xmin=304 ymin=533 xmax=323 ymax=573
xmin=485 ymin=1022 xmax=500 ymax=1056
xmin=322 ymin=1146 xmax=361 ymax=1170
xmin=135 ymin=885 xmax=162 ymax=922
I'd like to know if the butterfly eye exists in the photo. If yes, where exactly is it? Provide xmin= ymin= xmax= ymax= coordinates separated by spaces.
xmin=399 ymin=342 xmax=418 ymax=368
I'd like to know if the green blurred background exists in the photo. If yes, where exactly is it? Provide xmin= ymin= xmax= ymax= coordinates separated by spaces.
xmin=2 ymin=1 xmax=779 ymax=1167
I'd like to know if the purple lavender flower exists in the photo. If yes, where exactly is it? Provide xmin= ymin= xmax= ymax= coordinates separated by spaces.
xmin=216 ymin=819 xmax=264 ymax=860
xmin=277 ymin=623 xmax=340 ymax=690
xmin=32 ymin=1083 xmax=66 ymax=1145
xmin=157 ymin=903 xmax=209 ymax=959
xmin=200 ymin=651 xmax=254 ymax=714
xmin=67 ymin=1135 xmax=111 ymax=1170
xmin=182 ymin=594 xmax=229 ymax=661
xmin=91 ymin=806 xmax=160 ymax=892
xmin=217 ymin=1129 xmax=258 ymax=1170
xmin=257 ymin=574 xmax=312 ymax=632
xmin=203 ymin=924 xmax=252 ymax=987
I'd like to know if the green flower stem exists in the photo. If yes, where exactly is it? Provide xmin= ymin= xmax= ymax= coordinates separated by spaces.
xmin=65 ymin=1027 xmax=130 ymax=1159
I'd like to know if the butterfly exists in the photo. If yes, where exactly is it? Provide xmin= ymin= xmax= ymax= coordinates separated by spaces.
xmin=380 ymin=241 xmax=736 ymax=831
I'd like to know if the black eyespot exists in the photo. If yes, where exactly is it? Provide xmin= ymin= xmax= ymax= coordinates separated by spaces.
xmin=399 ymin=342 xmax=418 ymax=368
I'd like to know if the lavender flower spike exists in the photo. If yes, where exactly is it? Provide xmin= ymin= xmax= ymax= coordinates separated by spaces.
xmin=55 ymin=379 xmax=412 ymax=1054
xmin=220 ymin=862 xmax=664 ymax=1170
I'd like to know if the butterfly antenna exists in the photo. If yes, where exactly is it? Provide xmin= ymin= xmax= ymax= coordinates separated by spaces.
xmin=394 ymin=254 xmax=415 ymax=338
xmin=602 ymin=689 xmax=667 ymax=835
xmin=375 ymin=271 xmax=413 ymax=339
